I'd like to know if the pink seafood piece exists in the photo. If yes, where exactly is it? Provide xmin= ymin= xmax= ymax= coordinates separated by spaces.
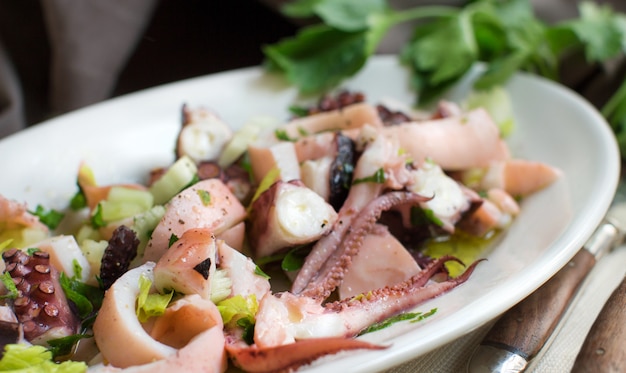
xmin=225 ymin=337 xmax=385 ymax=373
xmin=279 ymin=102 xmax=383 ymax=140
xmin=338 ymin=224 xmax=422 ymax=299
xmin=143 ymin=178 xmax=246 ymax=263
xmin=380 ymin=108 xmax=510 ymax=170
xmin=0 ymin=194 xmax=49 ymax=232
xmin=480 ymin=159 xmax=562 ymax=197
xmin=93 ymin=262 xmax=227 ymax=372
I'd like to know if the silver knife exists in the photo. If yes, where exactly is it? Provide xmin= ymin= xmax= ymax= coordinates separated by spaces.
xmin=467 ymin=202 xmax=626 ymax=373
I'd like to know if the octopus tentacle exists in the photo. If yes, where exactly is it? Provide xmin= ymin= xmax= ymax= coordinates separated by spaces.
xmin=226 ymin=337 xmax=385 ymax=373
xmin=322 ymin=258 xmax=484 ymax=334
xmin=2 ymin=248 xmax=80 ymax=345
xmin=300 ymin=191 xmax=431 ymax=300
xmin=291 ymin=125 xmax=410 ymax=294
xmin=253 ymin=256 xmax=484 ymax=348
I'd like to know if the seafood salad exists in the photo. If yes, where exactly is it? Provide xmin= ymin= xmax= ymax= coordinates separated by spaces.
xmin=0 ymin=90 xmax=560 ymax=372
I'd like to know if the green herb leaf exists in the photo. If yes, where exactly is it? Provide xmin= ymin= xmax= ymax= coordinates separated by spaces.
xmin=59 ymin=272 xmax=104 ymax=320
xmin=47 ymin=333 xmax=93 ymax=359
xmin=553 ymin=2 xmax=624 ymax=62
xmin=281 ymin=0 xmax=321 ymax=19
xmin=288 ymin=105 xmax=310 ymax=117
xmin=29 ymin=205 xmax=65 ymax=230
xmin=136 ymin=274 xmax=174 ymax=323
xmin=264 ymin=24 xmax=369 ymax=94
xmin=70 ymin=189 xmax=87 ymax=210
xmin=168 ymin=233 xmax=179 ymax=247
xmin=314 ymin=0 xmax=388 ymax=32
xmin=253 ymin=265 xmax=271 ymax=280
xmin=217 ymin=294 xmax=259 ymax=333
xmin=0 ymin=344 xmax=87 ymax=372
xmin=281 ymin=245 xmax=311 ymax=271
xmin=275 ymin=128 xmax=298 ymax=142
xmin=0 ymin=272 xmax=19 ymax=299
xmin=359 ymin=308 xmax=437 ymax=335
xmin=352 ymin=168 xmax=386 ymax=185
xmin=90 ymin=204 xmax=106 ymax=228
xmin=196 ymin=189 xmax=212 ymax=206
xmin=26 ymin=247 xmax=40 ymax=255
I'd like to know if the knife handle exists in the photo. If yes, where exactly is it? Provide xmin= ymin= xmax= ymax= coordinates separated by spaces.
xmin=481 ymin=249 xmax=595 ymax=360
xmin=571 ymin=274 xmax=626 ymax=373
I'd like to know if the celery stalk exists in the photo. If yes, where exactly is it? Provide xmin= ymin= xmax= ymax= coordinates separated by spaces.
xmin=149 ymin=156 xmax=198 ymax=205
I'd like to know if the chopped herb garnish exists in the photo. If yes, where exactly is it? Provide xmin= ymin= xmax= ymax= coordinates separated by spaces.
xmin=274 ymin=128 xmax=298 ymax=142
xmin=359 ymin=308 xmax=437 ymax=335
xmin=253 ymin=265 xmax=271 ymax=280
xmin=0 ymin=272 xmax=19 ymax=299
xmin=197 ymin=189 xmax=212 ymax=206
xmin=281 ymin=245 xmax=311 ymax=272
xmin=69 ymin=189 xmax=87 ymax=210
xmin=90 ymin=204 xmax=106 ymax=228
xmin=217 ymin=294 xmax=259 ymax=343
xmin=410 ymin=207 xmax=444 ymax=227
xmin=136 ymin=274 xmax=174 ymax=323
xmin=168 ymin=233 xmax=179 ymax=247
xmin=47 ymin=333 xmax=93 ymax=359
xmin=26 ymin=247 xmax=40 ymax=255
xmin=59 ymin=272 xmax=104 ymax=320
xmin=352 ymin=168 xmax=386 ymax=185
xmin=237 ymin=317 xmax=256 ymax=345
xmin=29 ymin=205 xmax=65 ymax=230
xmin=72 ymin=259 xmax=83 ymax=280
xmin=289 ymin=105 xmax=310 ymax=117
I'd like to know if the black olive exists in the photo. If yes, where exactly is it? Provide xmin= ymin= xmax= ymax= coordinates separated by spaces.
xmin=328 ymin=133 xmax=356 ymax=211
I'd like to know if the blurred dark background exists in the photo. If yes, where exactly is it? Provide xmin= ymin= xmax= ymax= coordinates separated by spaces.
xmin=0 ymin=0 xmax=299 ymax=128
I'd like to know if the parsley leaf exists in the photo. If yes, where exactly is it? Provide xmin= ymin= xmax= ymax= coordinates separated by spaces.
xmin=29 ymin=205 xmax=65 ymax=230
xmin=352 ymin=168 xmax=386 ymax=185
xmin=264 ymin=24 xmax=370 ymax=94
xmin=0 ymin=272 xmax=19 ymax=299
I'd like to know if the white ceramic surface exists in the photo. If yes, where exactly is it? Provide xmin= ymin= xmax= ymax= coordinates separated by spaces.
xmin=0 ymin=55 xmax=620 ymax=372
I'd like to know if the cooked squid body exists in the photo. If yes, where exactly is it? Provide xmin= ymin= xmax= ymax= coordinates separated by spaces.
xmin=143 ymin=178 xmax=246 ymax=263
xmin=93 ymin=262 xmax=226 ymax=371
xmin=248 ymin=180 xmax=338 ymax=258
xmin=93 ymin=263 xmax=174 ymax=366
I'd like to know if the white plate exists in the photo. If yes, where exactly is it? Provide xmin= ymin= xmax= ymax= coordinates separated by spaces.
xmin=0 ymin=55 xmax=620 ymax=372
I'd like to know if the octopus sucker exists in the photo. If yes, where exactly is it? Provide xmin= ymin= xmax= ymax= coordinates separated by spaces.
xmin=1 ymin=248 xmax=80 ymax=345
